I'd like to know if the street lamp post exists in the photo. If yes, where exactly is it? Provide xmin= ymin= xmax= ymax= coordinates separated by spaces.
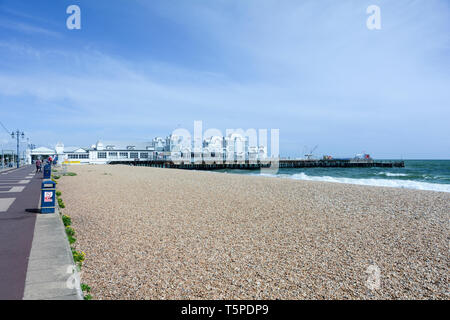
xmin=11 ymin=130 xmax=25 ymax=168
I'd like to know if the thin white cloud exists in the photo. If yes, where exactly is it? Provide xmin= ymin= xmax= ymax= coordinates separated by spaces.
xmin=0 ymin=19 xmax=60 ymax=37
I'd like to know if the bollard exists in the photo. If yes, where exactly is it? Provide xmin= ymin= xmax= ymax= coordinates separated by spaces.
xmin=40 ymin=180 xmax=56 ymax=214
xmin=43 ymin=163 xmax=51 ymax=179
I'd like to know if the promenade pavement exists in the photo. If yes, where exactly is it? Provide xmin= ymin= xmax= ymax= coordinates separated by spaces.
xmin=0 ymin=165 xmax=81 ymax=300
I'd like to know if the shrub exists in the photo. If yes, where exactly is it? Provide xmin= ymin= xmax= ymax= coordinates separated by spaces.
xmin=64 ymin=172 xmax=77 ymax=176
xmin=72 ymin=249 xmax=86 ymax=264
xmin=52 ymin=175 xmax=60 ymax=180
xmin=68 ymin=235 xmax=77 ymax=244
xmin=84 ymin=294 xmax=92 ymax=300
xmin=56 ymin=191 xmax=62 ymax=197
xmin=65 ymin=226 xmax=75 ymax=237
xmin=62 ymin=215 xmax=72 ymax=226
xmin=57 ymin=197 xmax=65 ymax=208
xmin=81 ymin=283 xmax=91 ymax=293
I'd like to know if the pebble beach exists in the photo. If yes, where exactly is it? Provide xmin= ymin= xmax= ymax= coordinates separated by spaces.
xmin=57 ymin=165 xmax=449 ymax=300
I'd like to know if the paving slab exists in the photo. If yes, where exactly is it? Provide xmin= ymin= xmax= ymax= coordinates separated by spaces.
xmin=23 ymin=211 xmax=83 ymax=300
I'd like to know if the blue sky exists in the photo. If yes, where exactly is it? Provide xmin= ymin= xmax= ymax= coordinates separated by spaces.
xmin=0 ymin=0 xmax=449 ymax=158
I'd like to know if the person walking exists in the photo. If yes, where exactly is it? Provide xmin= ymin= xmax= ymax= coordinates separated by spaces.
xmin=35 ymin=159 xmax=42 ymax=173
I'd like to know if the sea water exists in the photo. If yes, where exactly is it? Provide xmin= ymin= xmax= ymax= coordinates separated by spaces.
xmin=226 ymin=160 xmax=450 ymax=193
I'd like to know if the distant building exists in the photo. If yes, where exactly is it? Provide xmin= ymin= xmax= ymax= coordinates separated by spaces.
xmin=29 ymin=140 xmax=158 ymax=165
xmin=29 ymin=134 xmax=269 ymax=165
xmin=29 ymin=147 xmax=56 ymax=162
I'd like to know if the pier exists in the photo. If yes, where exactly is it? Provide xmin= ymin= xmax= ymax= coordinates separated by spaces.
xmin=109 ymin=159 xmax=405 ymax=170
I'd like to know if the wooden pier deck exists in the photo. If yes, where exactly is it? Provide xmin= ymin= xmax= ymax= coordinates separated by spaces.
xmin=109 ymin=159 xmax=405 ymax=170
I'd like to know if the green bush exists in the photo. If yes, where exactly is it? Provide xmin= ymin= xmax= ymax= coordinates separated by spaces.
xmin=64 ymin=172 xmax=77 ymax=176
xmin=72 ymin=249 xmax=86 ymax=264
xmin=68 ymin=235 xmax=77 ymax=244
xmin=65 ymin=226 xmax=75 ymax=237
xmin=57 ymin=197 xmax=65 ymax=208
xmin=62 ymin=215 xmax=72 ymax=226
xmin=84 ymin=294 xmax=92 ymax=300
xmin=56 ymin=191 xmax=62 ymax=197
xmin=81 ymin=283 xmax=91 ymax=293
xmin=52 ymin=175 xmax=60 ymax=180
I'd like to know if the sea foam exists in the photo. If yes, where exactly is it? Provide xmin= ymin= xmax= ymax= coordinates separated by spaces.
xmin=376 ymin=172 xmax=409 ymax=177
xmin=288 ymin=172 xmax=450 ymax=193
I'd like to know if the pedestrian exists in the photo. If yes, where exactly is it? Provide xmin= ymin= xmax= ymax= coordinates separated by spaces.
xmin=35 ymin=159 xmax=42 ymax=173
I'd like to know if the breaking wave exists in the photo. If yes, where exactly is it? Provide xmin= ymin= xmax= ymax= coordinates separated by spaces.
xmin=375 ymin=172 xmax=409 ymax=177
xmin=288 ymin=172 xmax=450 ymax=193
